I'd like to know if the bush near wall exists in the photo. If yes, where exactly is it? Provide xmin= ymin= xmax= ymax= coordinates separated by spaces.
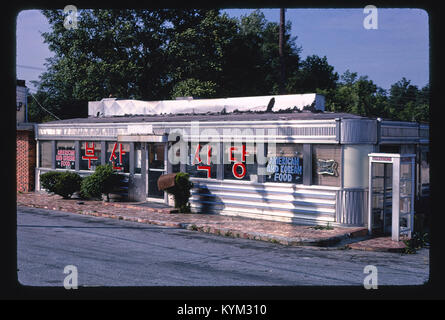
xmin=40 ymin=171 xmax=82 ymax=199
xmin=80 ymin=164 xmax=123 ymax=201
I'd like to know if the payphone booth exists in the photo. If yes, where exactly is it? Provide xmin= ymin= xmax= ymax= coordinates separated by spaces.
xmin=368 ymin=153 xmax=415 ymax=241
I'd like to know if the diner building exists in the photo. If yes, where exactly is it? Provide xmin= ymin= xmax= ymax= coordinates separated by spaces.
xmin=34 ymin=93 xmax=429 ymax=238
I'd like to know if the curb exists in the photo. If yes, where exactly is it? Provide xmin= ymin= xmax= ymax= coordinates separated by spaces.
xmin=182 ymin=223 xmax=367 ymax=247
xmin=345 ymin=242 xmax=407 ymax=253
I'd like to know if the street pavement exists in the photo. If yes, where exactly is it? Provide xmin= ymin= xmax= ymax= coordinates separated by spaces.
xmin=17 ymin=206 xmax=429 ymax=287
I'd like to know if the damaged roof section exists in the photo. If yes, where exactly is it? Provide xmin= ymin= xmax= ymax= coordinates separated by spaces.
xmin=88 ymin=93 xmax=326 ymax=117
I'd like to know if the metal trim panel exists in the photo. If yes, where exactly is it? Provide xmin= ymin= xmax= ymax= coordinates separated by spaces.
xmin=340 ymin=119 xmax=377 ymax=144
xmin=117 ymin=135 xmax=167 ymax=142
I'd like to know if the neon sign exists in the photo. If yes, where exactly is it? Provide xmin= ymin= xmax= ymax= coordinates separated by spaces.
xmin=109 ymin=142 xmax=127 ymax=171
xmin=317 ymin=159 xmax=338 ymax=176
xmin=266 ymin=156 xmax=303 ymax=183
xmin=191 ymin=144 xmax=249 ymax=179
xmin=56 ymin=149 xmax=75 ymax=169
xmin=81 ymin=142 xmax=98 ymax=169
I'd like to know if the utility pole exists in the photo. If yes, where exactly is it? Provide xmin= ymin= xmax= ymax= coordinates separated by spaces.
xmin=279 ymin=8 xmax=286 ymax=95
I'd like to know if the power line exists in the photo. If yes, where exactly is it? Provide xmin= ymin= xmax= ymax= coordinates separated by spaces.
xmin=28 ymin=91 xmax=61 ymax=121
xmin=17 ymin=64 xmax=46 ymax=71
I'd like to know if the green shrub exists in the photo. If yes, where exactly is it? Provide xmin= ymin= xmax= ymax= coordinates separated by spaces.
xmin=403 ymin=232 xmax=430 ymax=254
xmin=165 ymin=172 xmax=194 ymax=213
xmin=40 ymin=171 xmax=82 ymax=199
xmin=54 ymin=171 xmax=83 ymax=199
xmin=40 ymin=171 xmax=63 ymax=194
xmin=80 ymin=174 xmax=101 ymax=199
xmin=80 ymin=164 xmax=122 ymax=200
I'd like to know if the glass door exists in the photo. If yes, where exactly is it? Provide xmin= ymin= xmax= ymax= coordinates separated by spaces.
xmin=370 ymin=162 xmax=393 ymax=235
xmin=368 ymin=153 xmax=415 ymax=241
xmin=147 ymin=143 xmax=166 ymax=199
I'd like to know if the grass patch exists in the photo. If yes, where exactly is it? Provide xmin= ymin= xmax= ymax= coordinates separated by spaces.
xmin=311 ymin=222 xmax=334 ymax=230
xmin=403 ymin=232 xmax=429 ymax=254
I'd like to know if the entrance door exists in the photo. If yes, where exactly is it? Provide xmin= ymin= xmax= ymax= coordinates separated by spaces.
xmin=147 ymin=143 xmax=166 ymax=200
xmin=369 ymin=162 xmax=393 ymax=235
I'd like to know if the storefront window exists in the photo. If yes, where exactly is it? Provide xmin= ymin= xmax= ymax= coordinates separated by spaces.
xmin=148 ymin=143 xmax=165 ymax=169
xmin=223 ymin=142 xmax=258 ymax=181
xmin=312 ymin=144 xmax=342 ymax=187
xmin=168 ymin=141 xmax=182 ymax=173
xmin=186 ymin=142 xmax=217 ymax=179
xmin=55 ymin=141 xmax=76 ymax=170
xmin=265 ymin=143 xmax=303 ymax=184
xmin=80 ymin=141 xmax=101 ymax=171
xmin=106 ymin=142 xmax=130 ymax=173
xmin=39 ymin=141 xmax=52 ymax=168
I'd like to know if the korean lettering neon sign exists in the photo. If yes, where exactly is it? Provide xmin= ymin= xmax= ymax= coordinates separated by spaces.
xmin=109 ymin=142 xmax=126 ymax=171
xmin=81 ymin=142 xmax=98 ymax=169
xmin=193 ymin=144 xmax=249 ymax=179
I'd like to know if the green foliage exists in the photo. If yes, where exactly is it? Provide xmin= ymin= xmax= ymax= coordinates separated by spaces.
xmin=30 ymin=9 xmax=429 ymax=124
xmin=403 ymin=232 xmax=429 ymax=254
xmin=40 ymin=171 xmax=63 ymax=193
xmin=80 ymin=164 xmax=123 ymax=200
xmin=40 ymin=171 xmax=82 ymax=199
xmin=321 ymin=71 xmax=429 ymax=122
xmin=165 ymin=172 xmax=194 ymax=213
xmin=311 ymin=222 xmax=334 ymax=230
xmin=54 ymin=172 xmax=83 ymax=199
xmin=171 ymin=78 xmax=217 ymax=99
xmin=289 ymin=55 xmax=339 ymax=93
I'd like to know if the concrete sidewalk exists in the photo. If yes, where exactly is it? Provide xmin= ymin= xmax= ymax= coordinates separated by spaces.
xmin=16 ymin=192 xmax=407 ymax=252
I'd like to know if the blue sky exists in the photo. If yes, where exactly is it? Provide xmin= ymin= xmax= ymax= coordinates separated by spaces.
xmin=16 ymin=8 xmax=429 ymax=93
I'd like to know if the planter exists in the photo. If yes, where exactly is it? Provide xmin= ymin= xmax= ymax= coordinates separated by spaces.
xmin=108 ymin=193 xmax=123 ymax=202
xmin=168 ymin=194 xmax=175 ymax=207
xmin=101 ymin=193 xmax=109 ymax=202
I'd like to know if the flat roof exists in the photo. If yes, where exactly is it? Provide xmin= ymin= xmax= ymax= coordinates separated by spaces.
xmin=42 ymin=111 xmax=366 ymax=125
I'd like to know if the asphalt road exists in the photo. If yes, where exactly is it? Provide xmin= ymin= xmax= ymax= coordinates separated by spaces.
xmin=17 ymin=206 xmax=429 ymax=287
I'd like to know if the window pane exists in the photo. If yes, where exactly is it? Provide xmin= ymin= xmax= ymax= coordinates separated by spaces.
xmin=168 ymin=141 xmax=181 ymax=173
xmin=106 ymin=142 xmax=130 ymax=173
xmin=312 ymin=144 xmax=341 ymax=186
xmin=223 ymin=142 xmax=257 ymax=181
xmin=265 ymin=143 xmax=303 ymax=184
xmin=39 ymin=141 xmax=52 ymax=168
xmin=148 ymin=143 xmax=165 ymax=170
xmin=186 ymin=142 xmax=217 ymax=179
xmin=55 ymin=141 xmax=76 ymax=170
xmin=80 ymin=141 xmax=101 ymax=171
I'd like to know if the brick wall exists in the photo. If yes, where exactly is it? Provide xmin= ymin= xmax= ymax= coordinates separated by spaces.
xmin=16 ymin=130 xmax=36 ymax=192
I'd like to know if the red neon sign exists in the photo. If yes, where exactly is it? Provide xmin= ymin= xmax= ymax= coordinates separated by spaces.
xmin=81 ymin=142 xmax=98 ymax=169
xmin=109 ymin=142 xmax=126 ymax=171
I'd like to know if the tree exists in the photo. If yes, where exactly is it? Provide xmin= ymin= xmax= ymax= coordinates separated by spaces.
xmin=170 ymin=78 xmax=217 ymax=99
xmin=219 ymin=10 xmax=301 ymax=97
xmin=322 ymin=70 xmax=388 ymax=117
xmin=290 ymin=55 xmax=339 ymax=93
xmin=387 ymin=78 xmax=429 ymax=122
xmin=31 ymin=9 xmax=222 ymax=121
xmin=30 ymin=8 xmax=304 ymax=122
